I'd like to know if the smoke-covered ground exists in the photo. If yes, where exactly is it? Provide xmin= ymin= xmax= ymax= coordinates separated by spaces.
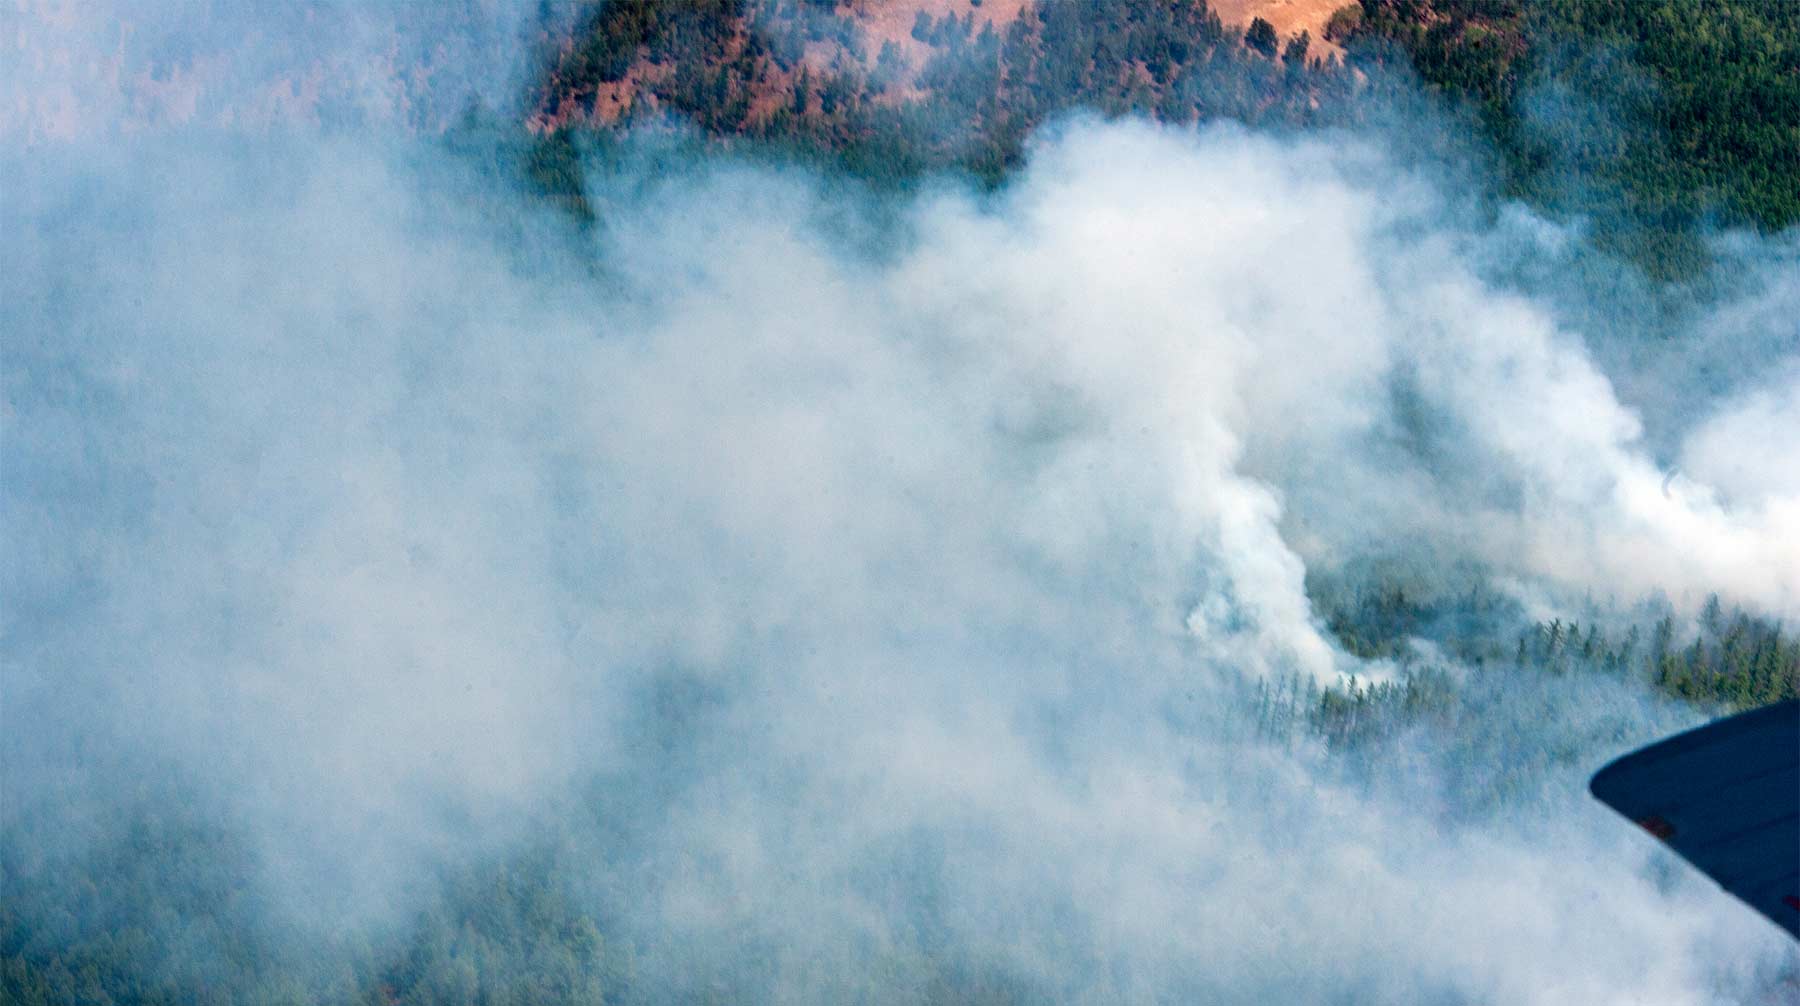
xmin=5 ymin=7 xmax=1800 ymax=1006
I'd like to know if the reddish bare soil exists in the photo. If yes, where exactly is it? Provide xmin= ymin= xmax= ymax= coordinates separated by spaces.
xmin=1212 ymin=0 xmax=1349 ymax=59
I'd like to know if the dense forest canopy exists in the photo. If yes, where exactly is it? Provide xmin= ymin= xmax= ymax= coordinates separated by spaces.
xmin=1352 ymin=0 xmax=1800 ymax=274
xmin=524 ymin=0 xmax=1799 ymax=275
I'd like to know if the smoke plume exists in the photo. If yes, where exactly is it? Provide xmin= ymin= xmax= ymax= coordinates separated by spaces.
xmin=4 ymin=5 xmax=1798 ymax=1005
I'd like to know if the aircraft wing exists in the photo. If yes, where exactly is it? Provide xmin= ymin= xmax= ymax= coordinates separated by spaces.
xmin=1590 ymin=698 xmax=1799 ymax=939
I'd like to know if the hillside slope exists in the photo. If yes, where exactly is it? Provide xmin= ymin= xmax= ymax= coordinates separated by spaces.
xmin=529 ymin=0 xmax=1800 ymax=276
xmin=528 ymin=0 xmax=1359 ymax=186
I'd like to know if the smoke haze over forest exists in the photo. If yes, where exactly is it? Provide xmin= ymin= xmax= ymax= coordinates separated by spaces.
xmin=4 ymin=3 xmax=1798 ymax=1004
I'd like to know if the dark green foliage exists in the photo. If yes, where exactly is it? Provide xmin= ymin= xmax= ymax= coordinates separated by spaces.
xmin=1646 ymin=600 xmax=1800 ymax=709
xmin=2 ymin=798 xmax=356 ymax=1006
xmin=1348 ymin=0 xmax=1800 ymax=277
xmin=559 ymin=0 xmax=745 ymax=88
xmin=437 ymin=102 xmax=600 ymax=225
xmin=1282 ymin=29 xmax=1311 ymax=66
xmin=523 ymin=130 xmax=597 ymax=222
xmin=1273 ymin=587 xmax=1790 ymax=827
xmin=911 ymin=11 xmax=934 ymax=43
xmin=373 ymin=848 xmax=629 ymax=1006
xmin=1321 ymin=580 xmax=1523 ymax=666
xmin=1245 ymin=17 xmax=1279 ymax=58
xmin=1324 ymin=4 xmax=1363 ymax=43
xmin=872 ymin=39 xmax=906 ymax=93
xmin=1324 ymin=579 xmax=1796 ymax=714
xmin=1253 ymin=664 xmax=1462 ymax=754
xmin=2 ymin=811 xmax=627 ymax=1006
xmin=1326 ymin=584 xmax=1427 ymax=660
xmin=1511 ymin=602 xmax=1797 ymax=710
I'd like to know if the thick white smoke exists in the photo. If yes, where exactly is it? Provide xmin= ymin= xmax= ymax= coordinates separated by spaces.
xmin=7 ymin=117 xmax=1797 ymax=1001
xmin=2 ymin=0 xmax=563 ymax=140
